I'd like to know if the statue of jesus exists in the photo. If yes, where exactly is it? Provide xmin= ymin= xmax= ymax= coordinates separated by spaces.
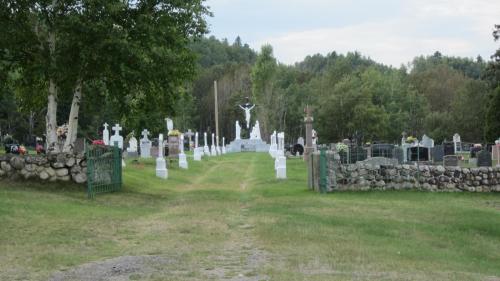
xmin=238 ymin=97 xmax=255 ymax=129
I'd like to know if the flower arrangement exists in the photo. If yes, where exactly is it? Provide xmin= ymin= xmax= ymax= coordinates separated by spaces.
xmin=336 ymin=143 xmax=349 ymax=153
xmin=168 ymin=129 xmax=181 ymax=136
xmin=92 ymin=140 xmax=105 ymax=146
xmin=405 ymin=136 xmax=417 ymax=144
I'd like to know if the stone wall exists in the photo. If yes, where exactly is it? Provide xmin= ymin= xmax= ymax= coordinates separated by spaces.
xmin=0 ymin=153 xmax=87 ymax=184
xmin=310 ymin=151 xmax=500 ymax=192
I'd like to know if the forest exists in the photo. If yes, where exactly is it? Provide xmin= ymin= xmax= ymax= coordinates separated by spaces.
xmin=1 ymin=14 xmax=499 ymax=146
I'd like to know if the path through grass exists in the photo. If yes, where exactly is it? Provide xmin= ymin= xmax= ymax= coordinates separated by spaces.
xmin=1 ymin=153 xmax=499 ymax=280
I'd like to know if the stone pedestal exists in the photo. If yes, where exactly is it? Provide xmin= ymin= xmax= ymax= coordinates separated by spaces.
xmin=211 ymin=145 xmax=217 ymax=156
xmin=227 ymin=139 xmax=270 ymax=153
xmin=276 ymin=155 xmax=286 ymax=179
xmin=156 ymin=157 xmax=167 ymax=179
xmin=168 ymin=136 xmax=180 ymax=159
xmin=179 ymin=153 xmax=188 ymax=169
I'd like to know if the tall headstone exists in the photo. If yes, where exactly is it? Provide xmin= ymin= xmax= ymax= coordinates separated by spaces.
xmin=432 ymin=144 xmax=444 ymax=162
xmin=203 ymin=132 xmax=210 ymax=156
xmin=235 ymin=121 xmax=241 ymax=140
xmin=140 ymin=129 xmax=152 ymax=158
xmin=216 ymin=135 xmax=221 ymax=155
xmin=420 ymin=134 xmax=434 ymax=148
xmin=109 ymin=124 xmax=123 ymax=149
xmin=179 ymin=134 xmax=188 ymax=169
xmin=185 ymin=129 xmax=195 ymax=151
xmin=156 ymin=133 xmax=168 ymax=179
xmin=453 ymin=133 xmax=461 ymax=153
xmin=127 ymin=135 xmax=138 ymax=153
xmin=269 ymin=131 xmax=277 ymax=158
xmin=276 ymin=132 xmax=286 ymax=179
xmin=165 ymin=118 xmax=174 ymax=133
xmin=222 ymin=137 xmax=227 ymax=154
xmin=211 ymin=133 xmax=217 ymax=156
xmin=304 ymin=105 xmax=314 ymax=161
xmin=194 ymin=132 xmax=202 ymax=161
xmin=102 ymin=123 xmax=110 ymax=145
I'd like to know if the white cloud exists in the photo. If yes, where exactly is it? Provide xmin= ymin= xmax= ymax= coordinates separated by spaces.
xmin=250 ymin=0 xmax=500 ymax=66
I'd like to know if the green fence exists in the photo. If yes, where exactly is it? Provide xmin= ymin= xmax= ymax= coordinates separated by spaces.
xmin=86 ymin=143 xmax=122 ymax=198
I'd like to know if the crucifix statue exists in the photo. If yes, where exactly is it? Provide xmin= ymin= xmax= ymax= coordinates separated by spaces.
xmin=238 ymin=97 xmax=255 ymax=129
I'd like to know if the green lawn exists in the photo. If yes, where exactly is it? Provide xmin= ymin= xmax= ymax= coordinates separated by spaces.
xmin=1 ymin=153 xmax=499 ymax=280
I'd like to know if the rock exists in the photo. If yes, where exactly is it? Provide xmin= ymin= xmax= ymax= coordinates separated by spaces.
xmin=51 ymin=161 xmax=66 ymax=169
xmin=0 ymin=169 xmax=5 ymax=177
xmin=59 ymin=175 xmax=71 ymax=182
xmin=0 ymin=161 xmax=11 ymax=172
xmin=73 ymin=173 xmax=87 ymax=184
xmin=436 ymin=165 xmax=445 ymax=174
xmin=65 ymin=157 xmax=76 ymax=168
xmin=46 ymin=167 xmax=56 ymax=177
xmin=462 ymin=168 xmax=470 ymax=174
xmin=376 ymin=180 xmax=385 ymax=187
xmin=55 ymin=168 xmax=69 ymax=177
xmin=10 ymin=156 xmax=25 ymax=170
xmin=71 ymin=165 xmax=82 ymax=175
xmin=39 ymin=171 xmax=50 ymax=180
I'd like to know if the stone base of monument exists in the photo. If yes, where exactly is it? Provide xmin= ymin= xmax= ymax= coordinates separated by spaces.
xmin=156 ymin=157 xmax=168 ymax=179
xmin=179 ymin=153 xmax=188 ymax=169
xmin=211 ymin=145 xmax=217 ymax=156
xmin=276 ymin=156 xmax=286 ymax=179
xmin=203 ymin=145 xmax=210 ymax=156
xmin=193 ymin=147 xmax=203 ymax=161
xmin=125 ymin=150 xmax=139 ymax=158
xmin=227 ymin=139 xmax=270 ymax=153
xmin=222 ymin=146 xmax=226 ymax=154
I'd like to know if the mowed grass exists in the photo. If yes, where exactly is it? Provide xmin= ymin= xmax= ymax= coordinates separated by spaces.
xmin=0 ymin=153 xmax=499 ymax=280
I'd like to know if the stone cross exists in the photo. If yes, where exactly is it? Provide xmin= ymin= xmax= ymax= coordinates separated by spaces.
xmin=185 ymin=129 xmax=194 ymax=150
xmin=141 ymin=129 xmax=150 ymax=140
xmin=180 ymin=134 xmax=185 ymax=153
xmin=112 ymin=124 xmax=122 ymax=135
xmin=195 ymin=132 xmax=199 ymax=148
xmin=103 ymin=122 xmax=110 ymax=145
xmin=109 ymin=123 xmax=123 ymax=149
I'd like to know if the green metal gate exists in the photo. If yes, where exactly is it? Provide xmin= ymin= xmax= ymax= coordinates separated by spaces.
xmin=86 ymin=143 xmax=122 ymax=198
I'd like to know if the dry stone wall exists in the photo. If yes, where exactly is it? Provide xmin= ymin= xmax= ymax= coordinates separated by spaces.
xmin=310 ymin=151 xmax=500 ymax=192
xmin=0 ymin=153 xmax=87 ymax=184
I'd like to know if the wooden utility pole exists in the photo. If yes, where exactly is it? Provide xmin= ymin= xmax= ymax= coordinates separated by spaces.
xmin=214 ymin=81 xmax=219 ymax=144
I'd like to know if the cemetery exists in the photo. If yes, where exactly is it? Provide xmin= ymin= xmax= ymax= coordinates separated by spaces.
xmin=1 ymin=2 xmax=500 ymax=281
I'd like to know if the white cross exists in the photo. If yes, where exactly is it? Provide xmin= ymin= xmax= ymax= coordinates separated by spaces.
xmin=103 ymin=123 xmax=109 ymax=130
xmin=112 ymin=124 xmax=122 ymax=135
xmin=141 ymin=129 xmax=149 ymax=139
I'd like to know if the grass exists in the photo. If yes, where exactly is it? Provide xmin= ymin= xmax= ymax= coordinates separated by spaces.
xmin=0 ymin=153 xmax=499 ymax=280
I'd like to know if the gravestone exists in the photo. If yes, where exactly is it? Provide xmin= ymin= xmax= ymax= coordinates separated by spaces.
xmin=408 ymin=146 xmax=429 ymax=162
xmin=185 ymin=129 xmax=194 ymax=151
xmin=155 ymin=133 xmax=167 ymax=179
xmin=269 ymin=131 xmax=277 ymax=158
xmin=194 ymin=132 xmax=202 ymax=161
xmin=165 ymin=118 xmax=173 ymax=133
xmin=443 ymin=142 xmax=455 ymax=156
xmin=168 ymin=135 xmax=180 ymax=159
xmin=297 ymin=137 xmax=304 ymax=146
xmin=127 ymin=134 xmax=138 ymax=157
xmin=140 ymin=129 xmax=152 ymax=158
xmin=420 ymin=134 xmax=434 ymax=148
xmin=276 ymin=132 xmax=286 ymax=179
xmin=453 ymin=133 xmax=461 ymax=153
xmin=432 ymin=144 xmax=444 ymax=162
xmin=102 ymin=123 xmax=110 ymax=145
xmin=443 ymin=155 xmax=459 ymax=167
xmin=178 ymin=134 xmax=188 ymax=169
xmin=203 ymin=132 xmax=210 ymax=156
xmin=210 ymin=133 xmax=216 ymax=156
xmin=477 ymin=150 xmax=492 ymax=167
xmin=393 ymin=146 xmax=404 ymax=164
xmin=109 ymin=124 xmax=123 ymax=149
xmin=222 ymin=137 xmax=226 ymax=154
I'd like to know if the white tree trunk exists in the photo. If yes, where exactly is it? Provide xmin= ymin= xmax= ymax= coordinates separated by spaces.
xmin=63 ymin=79 xmax=83 ymax=153
xmin=46 ymin=79 xmax=59 ymax=152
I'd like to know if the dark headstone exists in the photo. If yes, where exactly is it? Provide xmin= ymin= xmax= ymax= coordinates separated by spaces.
xmin=470 ymin=146 xmax=482 ymax=158
xmin=150 ymin=146 xmax=159 ymax=158
xmin=432 ymin=145 xmax=444 ymax=162
xmin=168 ymin=136 xmax=179 ymax=158
xmin=443 ymin=155 xmax=459 ymax=166
xmin=443 ymin=142 xmax=454 ymax=156
xmin=293 ymin=144 xmax=304 ymax=155
xmin=409 ymin=147 xmax=429 ymax=161
xmin=477 ymin=150 xmax=492 ymax=167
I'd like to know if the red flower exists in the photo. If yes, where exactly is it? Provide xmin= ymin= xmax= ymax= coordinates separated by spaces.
xmin=92 ymin=140 xmax=105 ymax=145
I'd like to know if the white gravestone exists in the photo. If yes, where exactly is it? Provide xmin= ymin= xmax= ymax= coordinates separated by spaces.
xmin=194 ymin=132 xmax=202 ymax=161
xmin=109 ymin=124 xmax=123 ymax=149
xmin=453 ymin=133 xmax=461 ymax=153
xmin=276 ymin=132 xmax=286 ymax=179
xmin=156 ymin=133 xmax=168 ymax=179
xmin=140 ymin=129 xmax=152 ymax=158
xmin=235 ymin=121 xmax=241 ymax=140
xmin=216 ymin=136 xmax=221 ymax=155
xmin=297 ymin=137 xmax=305 ymax=146
xmin=211 ymin=133 xmax=217 ymax=156
xmin=179 ymin=134 xmax=188 ymax=169
xmin=127 ymin=136 xmax=138 ymax=153
xmin=102 ymin=123 xmax=110 ymax=145
xmin=420 ymin=134 xmax=434 ymax=148
xmin=222 ymin=137 xmax=226 ymax=154
xmin=203 ymin=132 xmax=210 ymax=156
xmin=185 ymin=129 xmax=194 ymax=151
xmin=269 ymin=131 xmax=277 ymax=158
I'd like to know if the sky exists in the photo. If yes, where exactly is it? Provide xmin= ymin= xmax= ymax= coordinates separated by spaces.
xmin=205 ymin=0 xmax=500 ymax=67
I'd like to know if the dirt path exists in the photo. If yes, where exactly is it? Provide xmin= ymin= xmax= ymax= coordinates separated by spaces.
xmin=49 ymin=154 xmax=271 ymax=281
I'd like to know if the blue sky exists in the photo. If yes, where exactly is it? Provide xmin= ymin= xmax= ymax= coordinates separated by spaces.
xmin=205 ymin=0 xmax=500 ymax=66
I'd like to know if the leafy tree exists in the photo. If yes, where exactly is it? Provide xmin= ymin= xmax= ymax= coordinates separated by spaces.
xmin=484 ymin=87 xmax=500 ymax=141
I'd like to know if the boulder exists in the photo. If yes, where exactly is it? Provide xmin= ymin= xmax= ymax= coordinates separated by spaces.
xmin=55 ymin=168 xmax=69 ymax=177
xmin=39 ymin=171 xmax=50 ymax=180
xmin=46 ymin=167 xmax=56 ymax=177
xmin=65 ymin=157 xmax=76 ymax=168
xmin=10 ymin=156 xmax=25 ymax=170
xmin=73 ymin=173 xmax=87 ymax=184
xmin=0 ymin=161 xmax=11 ymax=172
